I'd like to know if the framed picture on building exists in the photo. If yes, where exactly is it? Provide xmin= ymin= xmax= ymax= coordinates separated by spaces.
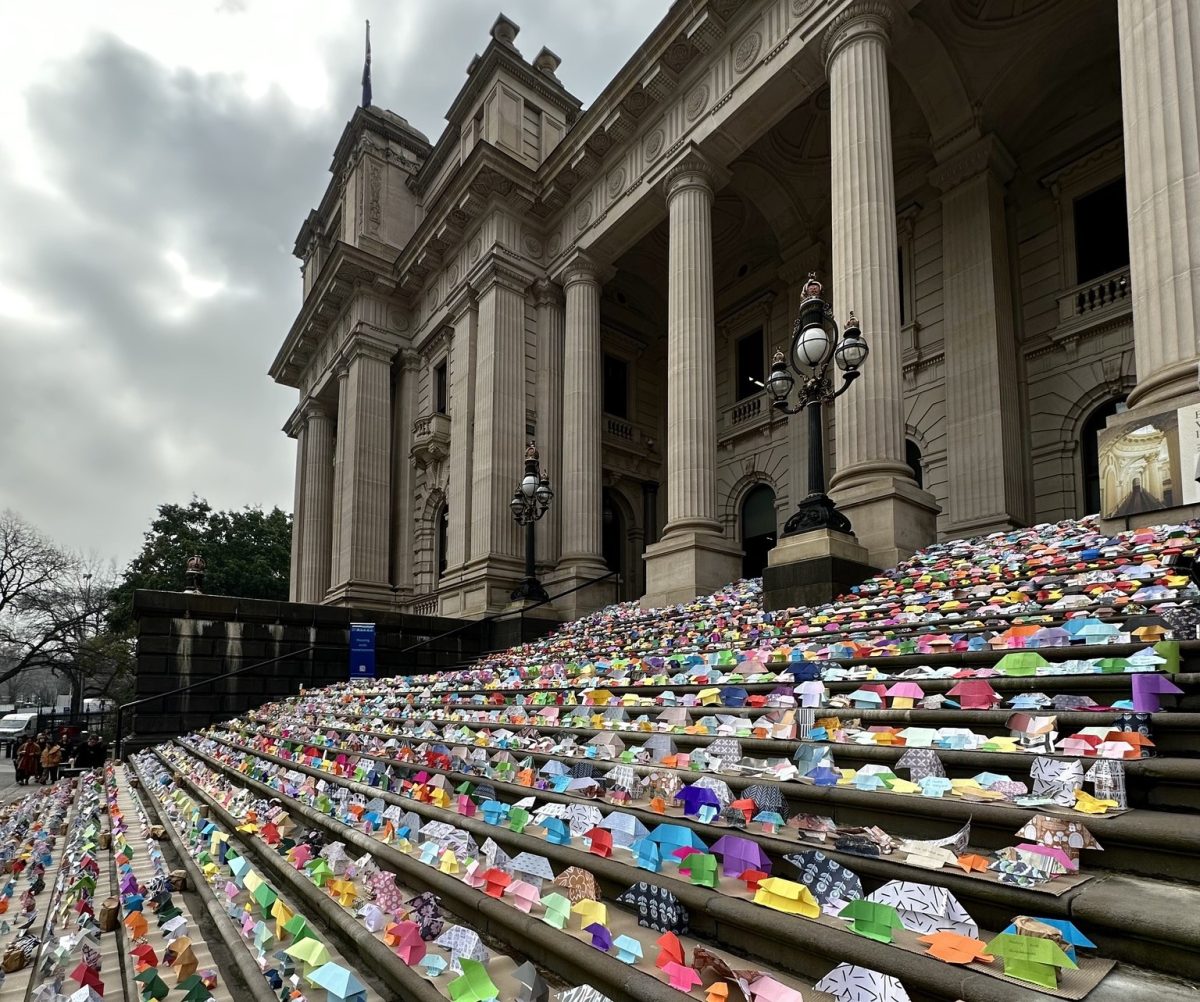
xmin=1097 ymin=410 xmax=1182 ymax=518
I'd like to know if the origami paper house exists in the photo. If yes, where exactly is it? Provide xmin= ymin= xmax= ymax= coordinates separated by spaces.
xmin=133 ymin=969 xmax=166 ymax=1000
xmin=687 ymin=853 xmax=719 ymax=888
xmin=540 ymin=892 xmax=571 ymax=929
xmin=886 ymin=682 xmax=924 ymax=709
xmin=1085 ymin=759 xmax=1127 ymax=808
xmin=420 ymin=954 xmax=448 ymax=978
xmin=984 ymin=932 xmax=1077 ymax=989
xmin=584 ymin=922 xmax=613 ymax=952
xmin=390 ymin=921 xmax=426 ymax=965
xmin=918 ymin=932 xmax=995 ymax=965
xmin=1029 ymin=759 xmax=1084 ymax=807
xmin=284 ymin=937 xmax=330 ymax=974
xmin=435 ymin=925 xmax=488 ymax=973
xmin=655 ymin=931 xmax=685 ymax=970
xmin=814 ymin=963 xmax=912 ymax=1002
xmin=307 ymin=963 xmax=368 ymax=1002
xmin=585 ymin=828 xmax=613 ymax=858
xmin=748 ymin=976 xmax=805 ymax=1002
xmin=447 ymin=958 xmax=499 ymax=1002
xmin=513 ymin=960 xmax=550 ymax=1002
xmin=616 ymin=882 xmax=689 ymax=934
xmin=754 ymin=878 xmax=819 ymax=918
xmin=712 ymin=836 xmax=771 ymax=878
xmin=866 ymin=882 xmax=977 ymax=937
xmin=1015 ymin=816 xmax=1101 ymax=860
xmin=946 ymin=681 xmax=1001 ymax=709
xmin=784 ymin=851 xmax=863 ymax=906
xmin=613 ymin=934 xmax=643 ymax=964
xmin=840 ymin=900 xmax=903 ymax=943
xmin=664 ymin=962 xmax=703 ymax=993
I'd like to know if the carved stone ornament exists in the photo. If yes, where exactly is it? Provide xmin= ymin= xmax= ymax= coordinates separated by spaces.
xmin=607 ymin=167 xmax=627 ymax=198
xmin=734 ymin=31 xmax=763 ymax=73
xmin=575 ymin=201 xmax=593 ymax=232
xmin=644 ymin=128 xmax=666 ymax=162
xmin=685 ymin=84 xmax=710 ymax=121
xmin=791 ymin=0 xmax=819 ymax=15
xmin=367 ymin=161 xmax=383 ymax=232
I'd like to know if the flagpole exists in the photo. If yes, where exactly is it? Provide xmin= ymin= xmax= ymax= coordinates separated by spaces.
xmin=361 ymin=19 xmax=372 ymax=108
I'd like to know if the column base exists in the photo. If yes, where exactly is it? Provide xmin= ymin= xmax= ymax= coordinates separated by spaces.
xmin=762 ymin=528 xmax=877 ymax=611
xmin=641 ymin=528 xmax=742 ymax=610
xmin=829 ymin=475 xmax=939 ymax=569
xmin=323 ymin=580 xmax=397 ymax=610
xmin=544 ymin=561 xmax=616 ymax=621
xmin=436 ymin=556 xmax=527 ymax=618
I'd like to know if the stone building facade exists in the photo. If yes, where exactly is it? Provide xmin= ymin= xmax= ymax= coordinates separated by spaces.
xmin=271 ymin=0 xmax=1200 ymax=617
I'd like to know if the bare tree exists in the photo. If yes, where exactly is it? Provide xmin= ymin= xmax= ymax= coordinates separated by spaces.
xmin=0 ymin=511 xmax=112 ymax=691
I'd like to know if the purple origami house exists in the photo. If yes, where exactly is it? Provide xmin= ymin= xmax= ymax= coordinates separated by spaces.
xmin=711 ymin=836 xmax=772 ymax=877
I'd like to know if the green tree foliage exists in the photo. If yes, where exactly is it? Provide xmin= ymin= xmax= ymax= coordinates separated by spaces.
xmin=108 ymin=497 xmax=292 ymax=632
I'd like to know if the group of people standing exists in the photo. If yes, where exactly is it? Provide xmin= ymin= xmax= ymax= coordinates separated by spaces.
xmin=14 ymin=731 xmax=107 ymax=785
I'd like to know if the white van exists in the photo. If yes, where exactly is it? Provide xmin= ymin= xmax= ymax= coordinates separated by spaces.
xmin=0 ymin=713 xmax=39 ymax=746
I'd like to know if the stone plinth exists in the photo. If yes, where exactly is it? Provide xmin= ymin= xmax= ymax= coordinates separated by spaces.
xmin=761 ymin=528 xmax=876 ymax=611
xmin=831 ymin=476 xmax=940 ymax=570
xmin=642 ymin=529 xmax=742 ymax=610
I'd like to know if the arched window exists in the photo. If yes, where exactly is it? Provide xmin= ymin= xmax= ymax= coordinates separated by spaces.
xmin=1081 ymin=397 xmax=1126 ymax=515
xmin=906 ymin=440 xmax=923 ymax=489
xmin=740 ymin=485 xmax=777 ymax=579
xmin=602 ymin=490 xmax=624 ymax=578
xmin=436 ymin=504 xmax=449 ymax=579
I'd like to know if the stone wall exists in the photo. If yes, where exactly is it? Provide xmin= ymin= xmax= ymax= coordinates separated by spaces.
xmin=128 ymin=590 xmax=516 ymax=749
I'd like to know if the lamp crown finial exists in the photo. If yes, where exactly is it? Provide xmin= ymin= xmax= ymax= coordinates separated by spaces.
xmin=803 ymin=272 xmax=823 ymax=298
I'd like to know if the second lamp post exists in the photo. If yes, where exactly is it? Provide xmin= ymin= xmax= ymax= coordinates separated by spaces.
xmin=509 ymin=442 xmax=554 ymax=602
xmin=767 ymin=273 xmax=870 ymax=535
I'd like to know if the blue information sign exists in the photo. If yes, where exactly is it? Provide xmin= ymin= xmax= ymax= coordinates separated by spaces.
xmin=349 ymin=622 xmax=376 ymax=679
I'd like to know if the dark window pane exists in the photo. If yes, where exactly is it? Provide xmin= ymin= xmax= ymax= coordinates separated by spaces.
xmin=1074 ymin=178 xmax=1130 ymax=283
xmin=898 ymin=247 xmax=908 ymax=325
xmin=603 ymin=354 xmax=628 ymax=418
xmin=906 ymin=440 xmax=923 ymax=489
xmin=740 ymin=484 xmax=776 ymax=578
xmin=1082 ymin=398 xmax=1125 ymax=515
xmin=434 ymin=362 xmax=448 ymax=415
xmin=436 ymin=505 xmax=449 ymax=578
xmin=736 ymin=329 xmax=765 ymax=401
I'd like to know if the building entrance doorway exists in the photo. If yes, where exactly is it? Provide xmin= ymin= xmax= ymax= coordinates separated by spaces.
xmin=741 ymin=484 xmax=777 ymax=579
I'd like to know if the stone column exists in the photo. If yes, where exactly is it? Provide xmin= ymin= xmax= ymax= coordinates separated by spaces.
xmin=559 ymin=258 xmax=607 ymax=576
xmin=468 ymin=257 xmax=528 ymax=585
xmin=642 ymin=148 xmax=741 ymax=608
xmin=533 ymin=280 xmax=565 ymax=569
xmin=824 ymin=1 xmax=937 ymax=568
xmin=329 ymin=367 xmax=350 ymax=587
xmin=390 ymin=351 xmax=421 ymax=600
xmin=931 ymin=135 xmax=1027 ymax=535
xmin=444 ymin=293 xmax=477 ymax=578
xmin=1118 ymin=0 xmax=1200 ymax=411
xmin=286 ymin=409 xmax=306 ymax=602
xmin=298 ymin=403 xmax=335 ymax=603
xmin=329 ymin=335 xmax=394 ymax=605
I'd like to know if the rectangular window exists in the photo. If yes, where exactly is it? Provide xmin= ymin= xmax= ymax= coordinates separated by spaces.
xmin=736 ymin=329 xmax=765 ymax=401
xmin=522 ymin=104 xmax=541 ymax=161
xmin=434 ymin=361 xmax=448 ymax=415
xmin=1073 ymin=178 xmax=1130 ymax=283
xmin=603 ymin=354 xmax=629 ymax=418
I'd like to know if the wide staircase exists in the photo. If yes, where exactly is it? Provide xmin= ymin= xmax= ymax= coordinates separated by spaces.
xmin=37 ymin=515 xmax=1200 ymax=1002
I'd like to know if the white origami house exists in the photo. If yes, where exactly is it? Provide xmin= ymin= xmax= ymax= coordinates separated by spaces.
xmin=866 ymin=881 xmax=977 ymax=937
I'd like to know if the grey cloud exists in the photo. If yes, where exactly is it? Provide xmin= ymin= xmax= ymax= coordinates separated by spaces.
xmin=0 ymin=2 xmax=666 ymax=564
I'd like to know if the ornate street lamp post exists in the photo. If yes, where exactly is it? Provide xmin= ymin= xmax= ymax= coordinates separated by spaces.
xmin=767 ymin=273 xmax=870 ymax=536
xmin=510 ymin=442 xmax=554 ymax=602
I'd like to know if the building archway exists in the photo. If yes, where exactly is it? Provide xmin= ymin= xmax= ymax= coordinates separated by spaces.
xmin=602 ymin=488 xmax=626 ymax=597
xmin=1080 ymin=397 xmax=1126 ymax=515
xmin=740 ymin=484 xmax=777 ymax=579
xmin=435 ymin=503 xmax=449 ymax=579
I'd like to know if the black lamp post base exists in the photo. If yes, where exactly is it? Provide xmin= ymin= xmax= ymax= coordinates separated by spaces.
xmin=783 ymin=491 xmax=853 ymax=537
xmin=511 ymin=577 xmax=550 ymax=603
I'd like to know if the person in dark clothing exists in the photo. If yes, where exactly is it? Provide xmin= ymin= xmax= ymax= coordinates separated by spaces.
xmin=72 ymin=735 xmax=108 ymax=769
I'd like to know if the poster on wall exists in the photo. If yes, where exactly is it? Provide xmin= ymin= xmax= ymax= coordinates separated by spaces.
xmin=1177 ymin=403 xmax=1200 ymax=506
xmin=1098 ymin=409 xmax=1184 ymax=518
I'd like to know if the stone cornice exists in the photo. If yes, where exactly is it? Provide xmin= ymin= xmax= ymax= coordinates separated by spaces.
xmin=929 ymin=133 xmax=1015 ymax=192
xmin=344 ymin=327 xmax=398 ymax=366
xmin=270 ymin=241 xmax=397 ymax=388
xmin=822 ymin=0 xmax=895 ymax=67
xmin=392 ymin=141 xmax=537 ymax=301
xmin=467 ymin=249 xmax=539 ymax=296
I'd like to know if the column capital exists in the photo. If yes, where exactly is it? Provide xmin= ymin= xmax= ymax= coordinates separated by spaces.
xmin=446 ymin=284 xmax=476 ymax=322
xmin=345 ymin=331 xmax=396 ymax=366
xmin=822 ymin=0 xmax=894 ymax=68
xmin=467 ymin=250 xmax=538 ymax=297
xmin=559 ymin=251 xmax=614 ymax=290
xmin=399 ymin=348 xmax=423 ymax=374
xmin=928 ymin=134 xmax=1015 ymax=193
xmin=647 ymin=142 xmax=730 ymax=204
xmin=300 ymin=397 xmax=332 ymax=422
xmin=531 ymin=277 xmax=564 ymax=308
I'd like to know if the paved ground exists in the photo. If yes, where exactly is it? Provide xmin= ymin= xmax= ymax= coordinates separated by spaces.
xmin=0 ymin=758 xmax=34 ymax=803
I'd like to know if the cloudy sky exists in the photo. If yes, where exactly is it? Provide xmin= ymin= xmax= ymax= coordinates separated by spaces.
xmin=0 ymin=0 xmax=667 ymax=567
